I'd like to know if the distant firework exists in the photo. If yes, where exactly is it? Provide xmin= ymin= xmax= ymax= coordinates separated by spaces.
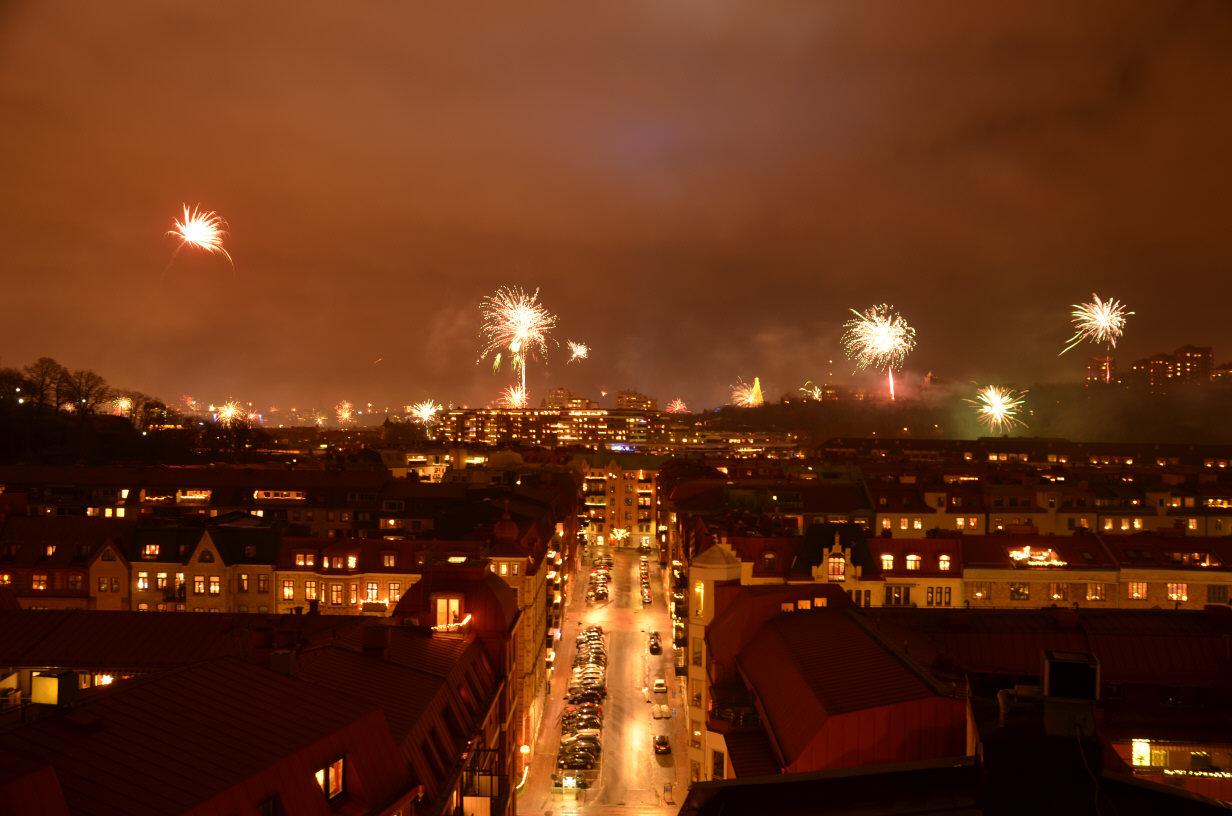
xmin=166 ymin=204 xmax=233 ymax=269
xmin=967 ymin=385 xmax=1028 ymax=433
xmin=730 ymin=377 xmax=764 ymax=408
xmin=500 ymin=384 xmax=528 ymax=409
xmin=842 ymin=304 xmax=917 ymax=400
xmin=479 ymin=286 xmax=557 ymax=392
xmin=409 ymin=400 xmax=442 ymax=424
xmin=799 ymin=381 xmax=824 ymax=401
xmin=335 ymin=401 xmax=354 ymax=426
xmin=1061 ymin=293 xmax=1133 ymax=356
xmin=567 ymin=340 xmax=590 ymax=363
xmin=665 ymin=398 xmax=690 ymax=414
xmin=112 ymin=396 xmax=133 ymax=417
xmin=181 ymin=395 xmax=200 ymax=413
xmin=215 ymin=401 xmax=242 ymax=426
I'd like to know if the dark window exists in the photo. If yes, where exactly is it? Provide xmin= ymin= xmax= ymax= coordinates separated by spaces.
xmin=711 ymin=750 xmax=725 ymax=780
xmin=198 ymin=550 xmax=215 ymax=563
xmin=1208 ymin=584 xmax=1229 ymax=604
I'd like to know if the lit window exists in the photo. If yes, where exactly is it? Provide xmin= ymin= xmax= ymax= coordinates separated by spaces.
xmin=315 ymin=757 xmax=345 ymax=800
xmin=1132 ymin=739 xmax=1151 ymax=767
xmin=1188 ymin=518 xmax=1198 ymax=531
xmin=32 ymin=574 xmax=48 ymax=591
xmin=500 ymin=562 xmax=508 ymax=575
xmin=156 ymin=572 xmax=167 ymax=590
xmin=827 ymin=555 xmax=846 ymax=582
xmin=346 ymin=555 xmax=358 ymax=569
xmin=880 ymin=518 xmax=891 ymax=530
xmin=137 ymin=572 xmax=149 ymax=590
xmin=305 ymin=580 xmax=318 ymax=601
xmin=967 ymin=517 xmax=978 ymax=529
xmin=44 ymin=545 xmax=56 ymax=557
xmin=905 ymin=554 xmax=921 ymax=571
xmin=209 ymin=577 xmax=221 ymax=595
xmin=912 ymin=518 xmax=923 ymax=530
xmin=0 ymin=573 xmax=11 ymax=585
xmin=1009 ymin=583 xmax=1030 ymax=601
xmin=330 ymin=584 xmax=343 ymax=605
xmin=389 ymin=582 xmax=401 ymax=603
xmin=899 ymin=517 xmax=908 ymax=530
xmin=955 ymin=517 xmax=965 ymax=529
xmin=257 ymin=574 xmax=269 ymax=594
xmin=880 ymin=554 xmax=894 ymax=571
xmin=1086 ymin=583 xmax=1106 ymax=602
xmin=1167 ymin=583 xmax=1188 ymax=602
xmin=193 ymin=575 xmax=205 ymax=594
xmin=938 ymin=554 xmax=951 ymax=571
xmin=239 ymin=574 xmax=249 ymax=592
xmin=1049 ymin=583 xmax=1069 ymax=602
xmin=282 ymin=580 xmax=294 ymax=600
xmin=382 ymin=553 xmax=395 ymax=567
xmin=1128 ymin=581 xmax=1147 ymax=600
xmin=365 ymin=581 xmax=378 ymax=602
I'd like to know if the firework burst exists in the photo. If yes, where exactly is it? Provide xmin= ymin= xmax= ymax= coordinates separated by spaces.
xmin=665 ymin=398 xmax=690 ymax=414
xmin=500 ymin=384 xmax=528 ymax=409
xmin=166 ymin=204 xmax=234 ymax=271
xmin=1060 ymin=293 xmax=1133 ymax=357
xmin=967 ymin=385 xmax=1028 ymax=433
xmin=408 ymin=399 xmax=442 ymax=424
xmin=479 ymin=286 xmax=557 ymax=391
xmin=799 ymin=381 xmax=824 ymax=401
xmin=215 ymin=401 xmax=242 ymax=426
xmin=335 ymin=401 xmax=354 ymax=426
xmin=567 ymin=340 xmax=590 ymax=363
xmin=112 ymin=396 xmax=133 ymax=417
xmin=730 ymin=377 xmax=764 ymax=408
xmin=842 ymin=304 xmax=917 ymax=400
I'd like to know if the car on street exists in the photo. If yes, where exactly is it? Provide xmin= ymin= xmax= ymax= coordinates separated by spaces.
xmin=653 ymin=735 xmax=671 ymax=754
xmin=641 ymin=589 xmax=651 ymax=605
xmin=653 ymin=678 xmax=668 ymax=694
xmin=648 ymin=631 xmax=662 ymax=654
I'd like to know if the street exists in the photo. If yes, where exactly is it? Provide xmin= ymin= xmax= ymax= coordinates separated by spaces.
xmin=519 ymin=547 xmax=689 ymax=816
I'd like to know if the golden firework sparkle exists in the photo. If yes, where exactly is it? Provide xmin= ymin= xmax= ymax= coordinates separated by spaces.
xmin=799 ymin=381 xmax=824 ymax=401
xmin=112 ymin=396 xmax=133 ymax=417
xmin=665 ymin=398 xmax=690 ymax=414
xmin=335 ymin=401 xmax=354 ymax=426
xmin=409 ymin=399 xmax=442 ymax=424
xmin=1061 ymin=293 xmax=1133 ymax=356
xmin=166 ymin=204 xmax=234 ymax=269
xmin=842 ymin=304 xmax=917 ymax=400
xmin=730 ymin=377 xmax=764 ymax=408
xmin=967 ymin=385 xmax=1028 ymax=433
xmin=479 ymin=286 xmax=557 ymax=392
xmin=215 ymin=401 xmax=242 ymax=426
xmin=500 ymin=384 xmax=528 ymax=409
xmin=566 ymin=340 xmax=590 ymax=363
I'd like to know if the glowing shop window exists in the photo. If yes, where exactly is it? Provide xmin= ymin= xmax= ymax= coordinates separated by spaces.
xmin=1132 ymin=739 xmax=1151 ymax=767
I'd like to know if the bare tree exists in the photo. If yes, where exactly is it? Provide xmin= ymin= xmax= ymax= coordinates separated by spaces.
xmin=60 ymin=369 xmax=111 ymax=415
xmin=22 ymin=357 xmax=64 ymax=408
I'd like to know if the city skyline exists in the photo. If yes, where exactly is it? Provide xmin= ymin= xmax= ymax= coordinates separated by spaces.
xmin=3 ymin=3 xmax=1232 ymax=409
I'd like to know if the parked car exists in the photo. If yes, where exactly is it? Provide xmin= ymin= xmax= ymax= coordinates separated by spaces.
xmin=653 ymin=735 xmax=671 ymax=754
xmin=652 ymin=678 xmax=668 ymax=694
xmin=648 ymin=632 xmax=662 ymax=654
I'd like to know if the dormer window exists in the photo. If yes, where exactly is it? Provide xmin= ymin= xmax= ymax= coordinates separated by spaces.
xmin=382 ymin=552 xmax=396 ymax=568
xmin=315 ymin=756 xmax=345 ymax=800
xmin=880 ymin=554 xmax=894 ymax=571
xmin=346 ymin=555 xmax=358 ymax=569
xmin=827 ymin=555 xmax=846 ymax=582
xmin=905 ymin=554 xmax=921 ymax=571
xmin=295 ymin=552 xmax=316 ymax=567
xmin=44 ymin=545 xmax=56 ymax=557
xmin=142 ymin=544 xmax=160 ymax=560
xmin=938 ymin=554 xmax=952 ymax=572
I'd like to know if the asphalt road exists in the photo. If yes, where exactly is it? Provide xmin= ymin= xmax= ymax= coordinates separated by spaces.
xmin=519 ymin=547 xmax=688 ymax=816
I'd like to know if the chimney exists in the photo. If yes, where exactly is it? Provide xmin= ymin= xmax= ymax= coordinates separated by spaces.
xmin=362 ymin=624 xmax=390 ymax=658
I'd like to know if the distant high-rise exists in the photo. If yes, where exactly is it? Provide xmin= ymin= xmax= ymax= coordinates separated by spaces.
xmin=1085 ymin=356 xmax=1115 ymax=384
xmin=1174 ymin=345 xmax=1213 ymax=382
xmin=540 ymin=387 xmax=597 ymax=410
xmin=615 ymin=390 xmax=657 ymax=411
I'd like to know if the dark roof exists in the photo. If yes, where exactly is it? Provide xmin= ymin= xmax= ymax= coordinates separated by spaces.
xmin=960 ymin=532 xmax=1117 ymax=569
xmin=723 ymin=728 xmax=782 ymax=777
xmin=0 ymin=657 xmax=403 ymax=816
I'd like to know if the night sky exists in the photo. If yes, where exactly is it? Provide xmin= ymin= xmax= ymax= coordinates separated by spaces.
xmin=2 ymin=2 xmax=1230 ymax=412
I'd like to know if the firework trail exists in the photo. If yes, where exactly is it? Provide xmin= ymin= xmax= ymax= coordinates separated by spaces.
xmin=841 ymin=304 xmax=917 ymax=400
xmin=500 ymin=384 xmax=528 ymax=409
xmin=1060 ymin=294 xmax=1133 ymax=368
xmin=730 ymin=377 xmax=764 ymax=408
xmin=567 ymin=340 xmax=590 ymax=363
xmin=165 ymin=204 xmax=234 ymax=275
xmin=799 ymin=381 xmax=824 ymax=401
xmin=479 ymin=286 xmax=557 ymax=392
xmin=665 ymin=398 xmax=690 ymax=414
xmin=409 ymin=400 xmax=442 ymax=424
xmin=967 ymin=385 xmax=1028 ymax=433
